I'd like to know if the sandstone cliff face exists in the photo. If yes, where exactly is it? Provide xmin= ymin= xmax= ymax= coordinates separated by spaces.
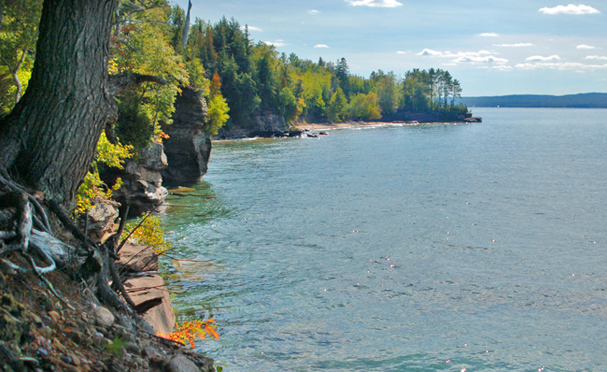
xmin=252 ymin=110 xmax=287 ymax=132
xmin=160 ymin=87 xmax=211 ymax=184
xmin=216 ymin=110 xmax=288 ymax=139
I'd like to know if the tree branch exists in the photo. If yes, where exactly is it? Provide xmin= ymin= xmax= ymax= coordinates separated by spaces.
xmin=104 ymin=122 xmax=120 ymax=145
xmin=108 ymin=73 xmax=167 ymax=96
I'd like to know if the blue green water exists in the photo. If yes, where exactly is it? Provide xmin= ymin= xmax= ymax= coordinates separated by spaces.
xmin=164 ymin=108 xmax=607 ymax=371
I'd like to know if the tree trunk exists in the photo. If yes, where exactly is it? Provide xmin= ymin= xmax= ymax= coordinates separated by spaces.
xmin=0 ymin=0 xmax=119 ymax=205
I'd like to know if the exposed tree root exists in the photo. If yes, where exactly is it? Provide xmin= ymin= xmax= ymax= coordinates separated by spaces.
xmin=0 ymin=176 xmax=151 ymax=334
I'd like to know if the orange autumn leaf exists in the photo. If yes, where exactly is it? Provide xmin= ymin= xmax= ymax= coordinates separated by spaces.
xmin=157 ymin=319 xmax=219 ymax=348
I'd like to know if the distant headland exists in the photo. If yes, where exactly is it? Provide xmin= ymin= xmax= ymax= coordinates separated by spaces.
xmin=457 ymin=93 xmax=607 ymax=108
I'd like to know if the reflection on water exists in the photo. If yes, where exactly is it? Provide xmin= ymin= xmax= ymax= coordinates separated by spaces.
xmin=163 ymin=108 xmax=607 ymax=371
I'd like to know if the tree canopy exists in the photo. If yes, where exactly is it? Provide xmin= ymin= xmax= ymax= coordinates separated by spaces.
xmin=180 ymin=17 xmax=467 ymax=129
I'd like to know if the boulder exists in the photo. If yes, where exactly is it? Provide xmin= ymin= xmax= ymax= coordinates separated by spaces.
xmin=168 ymin=355 xmax=200 ymax=372
xmin=178 ymin=351 xmax=215 ymax=372
xmin=93 ymin=306 xmax=115 ymax=328
xmin=161 ymin=86 xmax=212 ymax=183
xmin=117 ymin=243 xmax=159 ymax=273
xmin=125 ymin=274 xmax=175 ymax=335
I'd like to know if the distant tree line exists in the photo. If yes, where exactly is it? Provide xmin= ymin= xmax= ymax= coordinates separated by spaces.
xmin=182 ymin=17 xmax=469 ymax=130
xmin=458 ymin=93 xmax=607 ymax=108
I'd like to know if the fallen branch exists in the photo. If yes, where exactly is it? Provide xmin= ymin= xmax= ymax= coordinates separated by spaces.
xmin=126 ymin=282 xmax=170 ymax=293
xmin=108 ymin=73 xmax=167 ymax=96
xmin=108 ymin=251 xmax=137 ymax=310
xmin=115 ymin=205 xmax=130 ymax=248
xmin=118 ymin=244 xmax=163 ymax=277
xmin=46 ymin=199 xmax=98 ymax=251
xmin=116 ymin=208 xmax=155 ymax=254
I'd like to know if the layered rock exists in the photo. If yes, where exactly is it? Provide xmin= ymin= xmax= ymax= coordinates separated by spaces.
xmin=125 ymin=274 xmax=175 ymax=335
xmin=118 ymin=243 xmax=159 ymax=273
xmin=160 ymin=86 xmax=212 ymax=184
xmin=117 ymin=243 xmax=175 ymax=335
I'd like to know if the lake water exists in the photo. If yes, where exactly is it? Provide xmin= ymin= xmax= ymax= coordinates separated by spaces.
xmin=163 ymin=108 xmax=607 ymax=371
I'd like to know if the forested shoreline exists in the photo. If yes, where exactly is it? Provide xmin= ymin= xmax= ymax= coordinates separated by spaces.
xmin=1 ymin=0 xmax=471 ymax=203
xmin=1 ymin=1 xmax=469 ymax=144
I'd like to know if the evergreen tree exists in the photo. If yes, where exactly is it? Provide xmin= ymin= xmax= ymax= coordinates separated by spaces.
xmin=336 ymin=57 xmax=350 ymax=97
xmin=327 ymin=87 xmax=347 ymax=123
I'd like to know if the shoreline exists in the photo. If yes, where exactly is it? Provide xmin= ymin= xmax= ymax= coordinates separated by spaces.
xmin=294 ymin=120 xmax=464 ymax=131
xmin=213 ymin=117 xmax=482 ymax=142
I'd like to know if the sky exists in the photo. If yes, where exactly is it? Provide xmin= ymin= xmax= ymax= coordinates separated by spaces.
xmin=172 ymin=0 xmax=606 ymax=96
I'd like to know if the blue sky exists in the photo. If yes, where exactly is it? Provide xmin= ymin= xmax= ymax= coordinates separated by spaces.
xmin=173 ymin=1 xmax=606 ymax=96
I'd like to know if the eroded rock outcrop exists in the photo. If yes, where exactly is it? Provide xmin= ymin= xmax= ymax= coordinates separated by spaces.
xmin=160 ymin=86 xmax=212 ymax=183
xmin=216 ymin=109 xmax=289 ymax=139
xmin=87 ymin=197 xmax=121 ymax=244
xmin=110 ymin=142 xmax=169 ymax=216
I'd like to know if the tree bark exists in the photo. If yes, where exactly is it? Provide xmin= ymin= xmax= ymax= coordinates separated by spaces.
xmin=0 ymin=0 xmax=119 ymax=205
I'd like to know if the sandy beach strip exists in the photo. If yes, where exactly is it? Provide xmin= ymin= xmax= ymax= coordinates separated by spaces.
xmin=294 ymin=121 xmax=417 ymax=131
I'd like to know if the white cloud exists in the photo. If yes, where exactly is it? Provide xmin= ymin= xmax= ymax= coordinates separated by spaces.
xmin=494 ymin=43 xmax=533 ymax=47
xmin=345 ymin=0 xmax=403 ymax=8
xmin=576 ymin=44 xmax=596 ymax=49
xmin=314 ymin=44 xmax=330 ymax=48
xmin=418 ymin=49 xmax=444 ymax=56
xmin=515 ymin=61 xmax=607 ymax=70
xmin=242 ymin=25 xmax=263 ymax=32
xmin=493 ymin=65 xmax=514 ymax=71
xmin=396 ymin=51 xmax=406 ymax=54
xmin=526 ymin=55 xmax=561 ymax=62
xmin=417 ymin=49 xmax=508 ymax=65
xmin=308 ymin=9 xmax=320 ymax=15
xmin=586 ymin=55 xmax=607 ymax=60
xmin=539 ymin=4 xmax=600 ymax=15
xmin=453 ymin=55 xmax=508 ymax=64
xmin=480 ymin=33 xmax=499 ymax=37
xmin=264 ymin=39 xmax=287 ymax=47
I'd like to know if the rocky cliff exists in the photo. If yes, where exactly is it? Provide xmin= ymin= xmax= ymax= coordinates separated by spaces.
xmin=160 ymin=87 xmax=212 ymax=184
xmin=216 ymin=110 xmax=288 ymax=139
